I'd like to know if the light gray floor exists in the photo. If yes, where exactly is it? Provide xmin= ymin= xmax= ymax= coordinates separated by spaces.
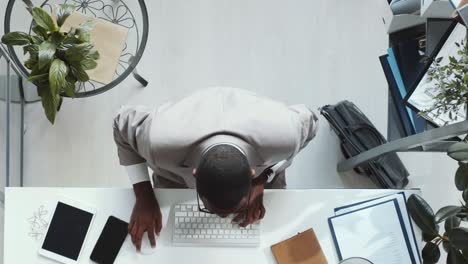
xmin=0 ymin=0 xmax=463 ymax=263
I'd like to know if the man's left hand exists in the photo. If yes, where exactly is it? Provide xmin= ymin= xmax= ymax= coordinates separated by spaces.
xmin=232 ymin=182 xmax=265 ymax=227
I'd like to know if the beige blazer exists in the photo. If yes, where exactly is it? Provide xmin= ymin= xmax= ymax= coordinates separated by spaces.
xmin=113 ymin=87 xmax=318 ymax=188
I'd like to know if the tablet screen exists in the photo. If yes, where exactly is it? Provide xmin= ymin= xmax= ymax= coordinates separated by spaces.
xmin=42 ymin=202 xmax=94 ymax=261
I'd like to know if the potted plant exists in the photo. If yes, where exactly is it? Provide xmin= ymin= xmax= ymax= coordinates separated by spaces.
xmin=1 ymin=4 xmax=100 ymax=124
xmin=422 ymin=39 xmax=468 ymax=121
xmin=407 ymin=141 xmax=468 ymax=263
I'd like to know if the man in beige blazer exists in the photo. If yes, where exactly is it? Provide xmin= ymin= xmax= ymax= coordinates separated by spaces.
xmin=113 ymin=87 xmax=318 ymax=251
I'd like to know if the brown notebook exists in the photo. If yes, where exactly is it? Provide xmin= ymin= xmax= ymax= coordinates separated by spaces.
xmin=271 ymin=229 xmax=328 ymax=264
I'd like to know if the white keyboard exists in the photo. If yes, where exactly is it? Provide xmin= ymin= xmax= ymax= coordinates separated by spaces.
xmin=172 ymin=203 xmax=261 ymax=247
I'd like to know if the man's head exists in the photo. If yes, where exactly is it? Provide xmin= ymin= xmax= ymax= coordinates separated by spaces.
xmin=194 ymin=144 xmax=252 ymax=216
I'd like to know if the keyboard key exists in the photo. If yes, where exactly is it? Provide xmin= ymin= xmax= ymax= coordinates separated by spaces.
xmin=216 ymin=224 xmax=221 ymax=228
xmin=200 ymin=212 xmax=206 ymax=217
xmin=191 ymin=217 xmax=196 ymax=222
xmin=194 ymin=212 xmax=199 ymax=217
xmin=208 ymin=218 xmax=214 ymax=223
xmin=202 ymin=218 xmax=208 ymax=223
xmin=195 ymin=229 xmax=200 ymax=234
xmin=181 ymin=205 xmax=186 ymax=211
xmin=188 ymin=212 xmax=193 ymax=217
xmin=201 ymin=230 xmax=206 ymax=234
xmin=204 ymin=224 xmax=209 ymax=228
xmin=207 ymin=230 xmax=212 ymax=235
xmin=183 ymin=229 xmax=188 ymax=234
xmin=175 ymin=212 xmax=187 ymax=217
xmin=217 ymin=235 xmax=223 ymax=238
xmin=242 ymin=230 xmax=248 ymax=234
xmin=210 ymin=224 xmax=215 ymax=228
xmin=211 ymin=235 xmax=216 ymax=239
xmin=175 ymin=205 xmax=180 ymax=209
xmin=180 ymin=223 xmax=186 ymax=228
xmin=185 ymin=217 xmax=190 ymax=222
xmin=196 ymin=218 xmax=202 ymax=223
xmin=189 ymin=229 xmax=194 ymax=234
xmin=219 ymin=230 xmax=224 ymax=234
xmin=192 ymin=205 xmax=198 ymax=211
xmin=197 ymin=224 xmax=203 ymax=229
xmin=175 ymin=229 xmax=182 ymax=234
xmin=213 ymin=230 xmax=218 ymax=234
xmin=193 ymin=235 xmax=198 ymax=239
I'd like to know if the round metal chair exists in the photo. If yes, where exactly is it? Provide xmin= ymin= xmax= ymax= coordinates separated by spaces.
xmin=4 ymin=0 xmax=149 ymax=98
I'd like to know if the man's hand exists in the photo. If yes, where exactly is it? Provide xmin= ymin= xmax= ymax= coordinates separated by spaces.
xmin=232 ymin=182 xmax=265 ymax=227
xmin=129 ymin=182 xmax=163 ymax=252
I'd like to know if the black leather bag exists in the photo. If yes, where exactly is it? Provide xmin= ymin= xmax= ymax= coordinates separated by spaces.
xmin=320 ymin=100 xmax=409 ymax=189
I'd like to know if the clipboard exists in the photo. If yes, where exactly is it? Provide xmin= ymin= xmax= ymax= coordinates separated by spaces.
xmin=333 ymin=192 xmax=421 ymax=263
xmin=328 ymin=199 xmax=418 ymax=264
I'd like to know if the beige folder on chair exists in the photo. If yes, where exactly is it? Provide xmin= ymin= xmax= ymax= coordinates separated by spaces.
xmin=61 ymin=12 xmax=129 ymax=84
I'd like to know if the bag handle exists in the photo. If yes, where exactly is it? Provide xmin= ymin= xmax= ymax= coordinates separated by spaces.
xmin=345 ymin=123 xmax=386 ymax=145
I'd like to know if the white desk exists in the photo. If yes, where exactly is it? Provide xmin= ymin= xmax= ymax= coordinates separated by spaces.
xmin=4 ymin=188 xmax=421 ymax=264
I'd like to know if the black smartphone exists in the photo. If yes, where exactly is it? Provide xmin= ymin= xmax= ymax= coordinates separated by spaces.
xmin=90 ymin=216 xmax=128 ymax=264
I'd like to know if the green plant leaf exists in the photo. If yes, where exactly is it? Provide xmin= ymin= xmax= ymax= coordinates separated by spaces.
xmin=447 ymin=247 xmax=465 ymax=264
xmin=455 ymin=164 xmax=468 ymax=191
xmin=80 ymin=58 xmax=97 ymax=70
xmin=463 ymin=189 xmax=468 ymax=203
xmin=63 ymin=81 xmax=76 ymax=98
xmin=448 ymin=227 xmax=468 ymax=250
xmin=49 ymin=32 xmax=65 ymax=45
xmin=423 ymin=232 xmax=438 ymax=243
xmin=31 ymin=35 xmax=44 ymax=45
xmin=70 ymin=65 xmax=89 ymax=82
xmin=448 ymin=142 xmax=468 ymax=162
xmin=57 ymin=4 xmax=75 ymax=26
xmin=49 ymin=59 xmax=68 ymax=96
xmin=32 ymin=25 xmax=48 ymax=39
xmin=445 ymin=216 xmax=462 ymax=232
xmin=32 ymin=7 xmax=58 ymax=32
xmin=27 ymin=73 xmax=48 ymax=82
xmin=436 ymin=206 xmax=463 ymax=223
xmin=39 ymin=85 xmax=58 ymax=124
xmin=88 ymin=50 xmax=100 ymax=60
xmin=1 ymin=32 xmax=31 ymax=46
xmin=422 ymin=242 xmax=441 ymax=263
xmin=443 ymin=240 xmax=452 ymax=253
xmin=407 ymin=194 xmax=438 ymax=235
xmin=38 ymin=41 xmax=56 ymax=69
xmin=65 ymin=43 xmax=93 ymax=62
xmin=23 ymin=44 xmax=39 ymax=55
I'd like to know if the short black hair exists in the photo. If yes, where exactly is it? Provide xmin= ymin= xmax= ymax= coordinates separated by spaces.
xmin=196 ymin=144 xmax=251 ymax=210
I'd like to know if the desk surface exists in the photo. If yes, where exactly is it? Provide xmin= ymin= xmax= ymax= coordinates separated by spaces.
xmin=4 ymin=188 xmax=421 ymax=264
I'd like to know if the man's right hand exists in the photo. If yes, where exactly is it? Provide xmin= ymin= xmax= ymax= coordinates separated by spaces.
xmin=129 ymin=181 xmax=163 ymax=252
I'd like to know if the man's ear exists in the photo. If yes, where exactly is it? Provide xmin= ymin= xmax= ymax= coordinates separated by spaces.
xmin=192 ymin=168 xmax=197 ymax=178
xmin=251 ymin=168 xmax=255 ymax=176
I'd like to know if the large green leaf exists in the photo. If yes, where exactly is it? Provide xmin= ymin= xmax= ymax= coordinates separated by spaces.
xmin=422 ymin=242 xmax=441 ymax=263
xmin=448 ymin=227 xmax=468 ymax=250
xmin=63 ymin=75 xmax=76 ymax=97
xmin=448 ymin=142 xmax=468 ymax=162
xmin=49 ymin=59 xmax=68 ymax=96
xmin=32 ymin=7 xmax=58 ymax=32
xmin=463 ymin=189 xmax=468 ymax=203
xmin=65 ymin=43 xmax=94 ymax=62
xmin=447 ymin=247 xmax=466 ymax=264
xmin=455 ymin=163 xmax=468 ymax=191
xmin=57 ymin=4 xmax=75 ymax=26
xmin=407 ymin=194 xmax=438 ymax=235
xmin=38 ymin=41 xmax=56 ymax=69
xmin=32 ymin=25 xmax=48 ymax=39
xmin=40 ymin=85 xmax=58 ymax=124
xmin=27 ymin=73 xmax=48 ymax=82
xmin=436 ymin=206 xmax=463 ymax=223
xmin=49 ymin=32 xmax=65 ymax=46
xmin=423 ymin=232 xmax=438 ymax=243
xmin=1 ymin=32 xmax=31 ymax=46
xmin=23 ymin=44 xmax=39 ymax=56
xmin=80 ymin=58 xmax=97 ymax=70
xmin=445 ymin=216 xmax=462 ymax=232
xmin=70 ymin=65 xmax=89 ymax=82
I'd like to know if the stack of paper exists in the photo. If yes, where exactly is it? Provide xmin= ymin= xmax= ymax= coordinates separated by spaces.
xmin=328 ymin=192 xmax=421 ymax=264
